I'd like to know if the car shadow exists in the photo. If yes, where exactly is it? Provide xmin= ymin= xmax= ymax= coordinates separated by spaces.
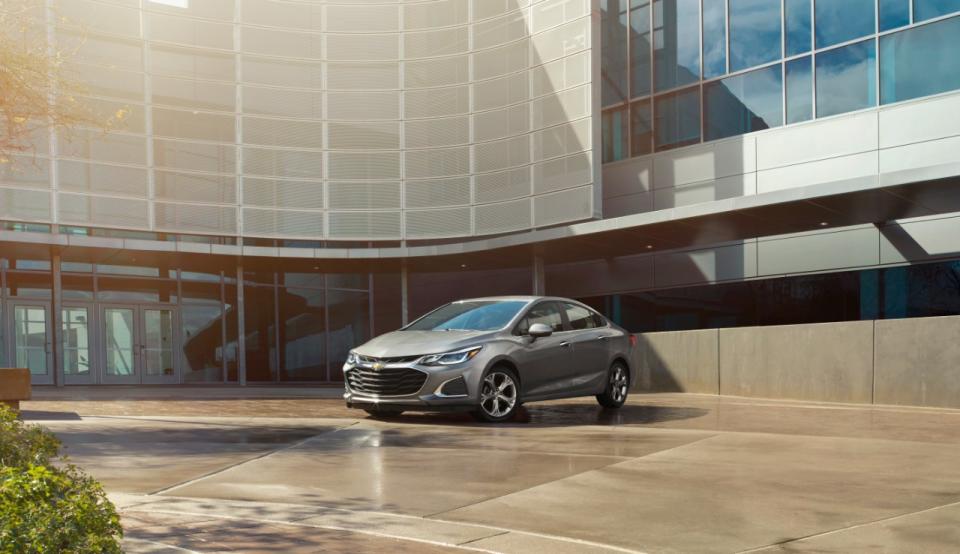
xmin=371 ymin=402 xmax=709 ymax=428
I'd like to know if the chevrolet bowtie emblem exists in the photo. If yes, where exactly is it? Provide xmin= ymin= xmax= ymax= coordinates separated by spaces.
xmin=372 ymin=362 xmax=385 ymax=371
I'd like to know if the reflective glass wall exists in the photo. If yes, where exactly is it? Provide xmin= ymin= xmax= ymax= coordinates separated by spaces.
xmin=579 ymin=259 xmax=960 ymax=332
xmin=601 ymin=0 xmax=960 ymax=161
xmin=1 ymin=249 xmax=373 ymax=384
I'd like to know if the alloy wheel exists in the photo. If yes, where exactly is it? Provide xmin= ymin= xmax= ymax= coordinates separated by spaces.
xmin=610 ymin=365 xmax=628 ymax=403
xmin=480 ymin=371 xmax=517 ymax=418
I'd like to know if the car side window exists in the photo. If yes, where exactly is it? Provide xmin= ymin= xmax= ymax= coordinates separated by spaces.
xmin=516 ymin=302 xmax=564 ymax=335
xmin=563 ymin=303 xmax=599 ymax=330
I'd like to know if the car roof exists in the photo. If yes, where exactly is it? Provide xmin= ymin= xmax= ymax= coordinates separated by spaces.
xmin=453 ymin=296 xmax=575 ymax=304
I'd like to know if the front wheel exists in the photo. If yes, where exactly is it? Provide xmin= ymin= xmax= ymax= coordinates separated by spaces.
xmin=596 ymin=362 xmax=629 ymax=409
xmin=471 ymin=367 xmax=520 ymax=423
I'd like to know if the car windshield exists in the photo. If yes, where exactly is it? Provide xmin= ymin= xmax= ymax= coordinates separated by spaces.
xmin=404 ymin=300 xmax=527 ymax=331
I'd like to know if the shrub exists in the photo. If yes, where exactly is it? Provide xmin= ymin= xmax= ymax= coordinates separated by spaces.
xmin=0 ymin=405 xmax=122 ymax=553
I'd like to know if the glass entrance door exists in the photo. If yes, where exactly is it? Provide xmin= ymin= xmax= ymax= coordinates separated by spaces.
xmin=62 ymin=305 xmax=94 ymax=385
xmin=101 ymin=305 xmax=178 ymax=384
xmin=10 ymin=302 xmax=53 ymax=385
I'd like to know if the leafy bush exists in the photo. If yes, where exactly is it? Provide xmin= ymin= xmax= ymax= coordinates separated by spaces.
xmin=0 ymin=405 xmax=122 ymax=553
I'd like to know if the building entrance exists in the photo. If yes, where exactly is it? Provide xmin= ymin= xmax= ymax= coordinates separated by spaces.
xmin=101 ymin=305 xmax=178 ymax=384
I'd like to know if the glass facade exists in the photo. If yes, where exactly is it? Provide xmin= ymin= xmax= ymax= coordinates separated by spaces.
xmin=601 ymin=1 xmax=960 ymax=160
xmin=0 ymin=252 xmax=374 ymax=384
xmin=580 ymin=259 xmax=960 ymax=333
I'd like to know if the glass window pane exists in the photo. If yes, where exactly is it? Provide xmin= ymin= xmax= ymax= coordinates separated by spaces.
xmin=654 ymin=86 xmax=700 ymax=151
xmin=815 ymin=0 xmax=875 ymax=49
xmin=630 ymin=0 xmax=652 ymax=96
xmin=816 ymin=40 xmax=876 ymax=118
xmin=279 ymin=287 xmax=326 ymax=381
xmin=785 ymin=0 xmax=812 ymax=56
xmin=105 ymin=308 xmax=135 ymax=376
xmin=880 ymin=16 xmax=960 ymax=104
xmin=913 ymin=0 xmax=960 ymax=21
xmin=601 ymin=0 xmax=630 ymax=105
xmin=880 ymin=0 xmax=910 ymax=30
xmin=704 ymin=64 xmax=783 ymax=142
xmin=244 ymin=285 xmax=277 ymax=382
xmin=182 ymin=282 xmax=224 ymax=383
xmin=786 ymin=56 xmax=813 ymax=123
xmin=602 ymin=108 xmax=629 ymax=162
xmin=62 ymin=307 xmax=91 ymax=376
xmin=630 ymin=99 xmax=653 ymax=156
xmin=729 ymin=0 xmax=782 ymax=72
xmin=653 ymin=0 xmax=700 ymax=90
xmin=702 ymin=0 xmax=726 ymax=78
xmin=327 ymin=290 xmax=369 ymax=383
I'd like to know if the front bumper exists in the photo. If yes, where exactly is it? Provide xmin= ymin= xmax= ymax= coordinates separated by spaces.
xmin=342 ymin=359 xmax=482 ymax=411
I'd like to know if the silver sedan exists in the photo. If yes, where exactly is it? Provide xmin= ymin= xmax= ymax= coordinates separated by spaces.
xmin=343 ymin=296 xmax=635 ymax=422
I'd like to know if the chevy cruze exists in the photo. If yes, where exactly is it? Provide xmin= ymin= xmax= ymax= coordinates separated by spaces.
xmin=343 ymin=296 xmax=634 ymax=422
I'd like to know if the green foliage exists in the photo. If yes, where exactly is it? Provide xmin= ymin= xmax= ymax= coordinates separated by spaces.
xmin=0 ymin=405 xmax=122 ymax=553
xmin=0 ymin=404 xmax=60 ymax=467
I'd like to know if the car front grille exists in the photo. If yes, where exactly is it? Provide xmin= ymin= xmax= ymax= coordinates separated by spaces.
xmin=346 ymin=365 xmax=428 ymax=396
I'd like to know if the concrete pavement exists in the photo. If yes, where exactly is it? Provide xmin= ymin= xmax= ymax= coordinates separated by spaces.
xmin=22 ymin=391 xmax=960 ymax=553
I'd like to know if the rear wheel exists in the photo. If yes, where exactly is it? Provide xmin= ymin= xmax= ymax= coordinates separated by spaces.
xmin=596 ymin=362 xmax=629 ymax=409
xmin=471 ymin=367 xmax=520 ymax=423
xmin=363 ymin=407 xmax=404 ymax=418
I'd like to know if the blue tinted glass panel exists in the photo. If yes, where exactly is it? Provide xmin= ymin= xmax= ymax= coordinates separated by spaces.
xmin=630 ymin=0 xmax=652 ymax=97
xmin=816 ymin=40 xmax=876 ymax=117
xmin=880 ymin=16 xmax=960 ymax=103
xmin=729 ymin=0 xmax=782 ymax=72
xmin=602 ymin=107 xmax=629 ymax=162
xmin=602 ymin=0 xmax=630 ymax=105
xmin=785 ymin=0 xmax=811 ymax=55
xmin=654 ymin=0 xmax=700 ymax=90
xmin=702 ymin=0 xmax=726 ymax=78
xmin=880 ymin=0 xmax=910 ymax=30
xmin=815 ymin=0 xmax=875 ymax=48
xmin=631 ymin=99 xmax=653 ymax=156
xmin=704 ymin=65 xmax=783 ymax=141
xmin=914 ymin=0 xmax=960 ymax=21
xmin=654 ymin=87 xmax=700 ymax=150
xmin=786 ymin=56 xmax=813 ymax=123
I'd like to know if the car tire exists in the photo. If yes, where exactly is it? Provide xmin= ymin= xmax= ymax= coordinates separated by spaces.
xmin=363 ymin=408 xmax=404 ymax=418
xmin=596 ymin=361 xmax=629 ymax=409
xmin=471 ymin=366 xmax=521 ymax=423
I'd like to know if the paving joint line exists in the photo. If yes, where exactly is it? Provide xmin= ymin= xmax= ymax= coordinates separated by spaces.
xmin=735 ymin=497 xmax=960 ymax=553
xmin=422 ymin=433 xmax=720 ymax=525
xmin=147 ymin=421 xmax=359 ymax=496
xmin=122 ymin=503 xmax=642 ymax=554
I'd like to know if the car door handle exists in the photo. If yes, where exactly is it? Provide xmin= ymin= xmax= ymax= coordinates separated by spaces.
xmin=560 ymin=341 xmax=571 ymax=348
xmin=596 ymin=335 xmax=609 ymax=341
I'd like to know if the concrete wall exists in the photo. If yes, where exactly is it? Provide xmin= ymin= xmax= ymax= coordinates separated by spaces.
xmin=631 ymin=315 xmax=960 ymax=409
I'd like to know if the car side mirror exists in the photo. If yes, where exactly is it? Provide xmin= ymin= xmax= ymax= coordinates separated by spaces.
xmin=528 ymin=323 xmax=553 ymax=339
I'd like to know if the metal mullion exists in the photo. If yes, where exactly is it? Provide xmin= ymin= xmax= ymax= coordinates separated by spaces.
xmin=649 ymin=0 xmax=655 ymax=154
xmin=236 ymin=263 xmax=246 ymax=385
xmin=273 ymin=271 xmax=280 ymax=383
xmin=781 ymin=0 xmax=788 ymax=126
xmin=625 ymin=0 xmax=632 ymax=158
xmin=810 ymin=0 xmax=817 ymax=118
xmin=219 ymin=269 xmax=227 ymax=383
xmin=699 ymin=0 xmax=705 ymax=143
xmin=908 ymin=0 xmax=914 ymax=24
xmin=724 ymin=0 xmax=730 ymax=74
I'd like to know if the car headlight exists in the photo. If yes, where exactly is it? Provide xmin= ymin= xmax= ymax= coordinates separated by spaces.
xmin=345 ymin=351 xmax=358 ymax=366
xmin=419 ymin=346 xmax=482 ymax=366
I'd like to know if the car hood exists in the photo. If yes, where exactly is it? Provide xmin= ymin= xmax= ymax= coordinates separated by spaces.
xmin=354 ymin=329 xmax=500 ymax=359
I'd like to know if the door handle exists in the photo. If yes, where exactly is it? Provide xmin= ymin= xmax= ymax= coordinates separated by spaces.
xmin=596 ymin=335 xmax=609 ymax=341
xmin=560 ymin=341 xmax=571 ymax=348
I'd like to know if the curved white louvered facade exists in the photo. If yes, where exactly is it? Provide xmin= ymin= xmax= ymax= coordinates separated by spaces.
xmin=2 ymin=0 xmax=599 ymax=241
